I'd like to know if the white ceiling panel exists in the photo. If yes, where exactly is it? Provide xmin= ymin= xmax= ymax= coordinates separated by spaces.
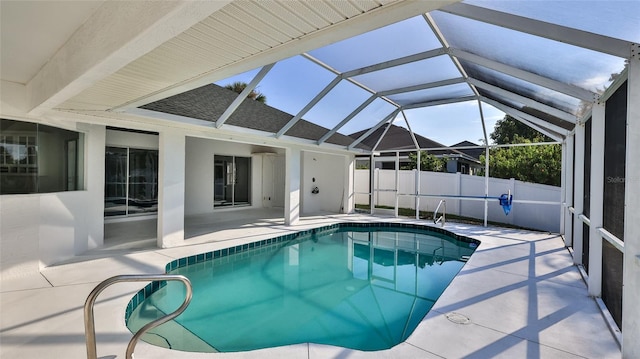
xmin=58 ymin=0 xmax=405 ymax=111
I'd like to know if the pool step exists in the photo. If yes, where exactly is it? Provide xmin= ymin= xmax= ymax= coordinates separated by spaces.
xmin=127 ymin=302 xmax=218 ymax=353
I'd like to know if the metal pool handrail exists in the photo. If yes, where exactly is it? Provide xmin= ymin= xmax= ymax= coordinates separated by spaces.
xmin=84 ymin=274 xmax=192 ymax=359
xmin=433 ymin=199 xmax=446 ymax=227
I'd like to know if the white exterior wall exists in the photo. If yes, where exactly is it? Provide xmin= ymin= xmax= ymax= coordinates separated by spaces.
xmin=105 ymin=129 xmax=158 ymax=149
xmin=356 ymin=169 xmax=562 ymax=232
xmin=184 ymin=137 xmax=278 ymax=215
xmin=0 ymin=121 xmax=106 ymax=279
xmin=301 ymin=151 xmax=347 ymax=214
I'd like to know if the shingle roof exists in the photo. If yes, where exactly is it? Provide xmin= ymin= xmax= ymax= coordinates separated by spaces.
xmin=141 ymin=84 xmax=368 ymax=149
xmin=349 ymin=124 xmax=451 ymax=156
xmin=451 ymin=141 xmax=484 ymax=160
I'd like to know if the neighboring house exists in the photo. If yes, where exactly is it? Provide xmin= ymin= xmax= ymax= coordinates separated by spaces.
xmin=450 ymin=140 xmax=485 ymax=175
xmin=350 ymin=125 xmax=482 ymax=174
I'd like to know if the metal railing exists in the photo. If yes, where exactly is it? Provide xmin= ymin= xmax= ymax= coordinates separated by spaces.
xmin=433 ymin=199 xmax=446 ymax=227
xmin=84 ymin=274 xmax=193 ymax=359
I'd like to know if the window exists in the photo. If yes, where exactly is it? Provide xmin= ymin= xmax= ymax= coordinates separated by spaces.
xmin=0 ymin=119 xmax=83 ymax=194
xmin=104 ymin=147 xmax=158 ymax=217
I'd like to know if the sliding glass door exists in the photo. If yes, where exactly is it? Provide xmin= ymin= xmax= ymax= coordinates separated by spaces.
xmin=214 ymin=155 xmax=250 ymax=208
xmin=104 ymin=146 xmax=158 ymax=217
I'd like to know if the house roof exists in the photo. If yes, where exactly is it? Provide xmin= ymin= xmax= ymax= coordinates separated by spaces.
xmin=141 ymin=84 xmax=370 ymax=149
xmin=350 ymin=124 xmax=480 ymax=164
xmin=350 ymin=124 xmax=449 ymax=155
xmin=451 ymin=141 xmax=485 ymax=160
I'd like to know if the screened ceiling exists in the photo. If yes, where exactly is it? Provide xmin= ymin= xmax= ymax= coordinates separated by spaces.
xmin=140 ymin=0 xmax=639 ymax=152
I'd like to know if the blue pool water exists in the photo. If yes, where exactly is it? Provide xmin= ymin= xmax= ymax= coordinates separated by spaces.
xmin=126 ymin=223 xmax=478 ymax=352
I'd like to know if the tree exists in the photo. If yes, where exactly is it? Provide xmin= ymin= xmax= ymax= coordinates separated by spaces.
xmin=481 ymin=116 xmax=561 ymax=186
xmin=224 ymin=81 xmax=267 ymax=103
xmin=405 ymin=151 xmax=448 ymax=172
xmin=490 ymin=116 xmax=551 ymax=144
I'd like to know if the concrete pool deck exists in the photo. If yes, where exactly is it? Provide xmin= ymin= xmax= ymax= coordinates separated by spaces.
xmin=0 ymin=213 xmax=621 ymax=358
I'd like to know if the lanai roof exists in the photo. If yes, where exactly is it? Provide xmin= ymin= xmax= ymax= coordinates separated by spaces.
xmin=8 ymin=1 xmax=636 ymax=153
xmin=130 ymin=1 xmax=638 ymax=152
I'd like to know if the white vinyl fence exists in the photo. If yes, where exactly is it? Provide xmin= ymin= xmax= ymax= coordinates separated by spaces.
xmin=355 ymin=169 xmax=561 ymax=232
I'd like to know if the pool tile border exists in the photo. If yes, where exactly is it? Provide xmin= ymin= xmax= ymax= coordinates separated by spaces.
xmin=124 ymin=222 xmax=479 ymax=322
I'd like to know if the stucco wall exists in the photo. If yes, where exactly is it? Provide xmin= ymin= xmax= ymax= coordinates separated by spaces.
xmin=302 ymin=151 xmax=347 ymax=215
xmin=0 ymin=123 xmax=105 ymax=279
xmin=184 ymin=137 xmax=277 ymax=215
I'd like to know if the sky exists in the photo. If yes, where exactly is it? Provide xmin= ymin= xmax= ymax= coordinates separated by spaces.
xmin=214 ymin=1 xmax=637 ymax=147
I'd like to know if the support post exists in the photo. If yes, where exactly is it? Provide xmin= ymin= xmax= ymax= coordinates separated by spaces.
xmin=157 ymin=131 xmax=185 ymax=248
xmin=344 ymin=155 xmax=354 ymax=213
xmin=455 ymin=171 xmax=462 ymax=216
xmin=285 ymin=148 xmax=301 ymax=225
xmin=395 ymin=151 xmax=399 ymax=217
xmin=572 ymin=123 xmax=585 ymax=265
xmin=415 ymin=151 xmax=421 ymax=219
xmin=560 ymin=139 xmax=567 ymax=235
xmin=564 ymin=134 xmax=575 ymax=247
xmin=479 ymin=101 xmax=490 ymax=227
xmin=370 ymin=154 xmax=375 ymax=215
xmin=484 ymin=146 xmax=489 ymax=227
xmin=622 ymin=43 xmax=640 ymax=358
xmin=588 ymin=103 xmax=605 ymax=297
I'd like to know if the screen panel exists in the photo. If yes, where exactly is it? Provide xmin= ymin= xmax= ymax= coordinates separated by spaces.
xmin=431 ymin=11 xmax=626 ymax=93
xmin=463 ymin=60 xmax=586 ymax=116
xmin=352 ymin=55 xmax=461 ymax=93
xmin=387 ymin=83 xmax=474 ymax=106
xmin=603 ymin=82 xmax=627 ymax=240
xmin=465 ymin=0 xmax=640 ymax=43
xmin=602 ymin=240 xmax=623 ymax=329
xmin=308 ymin=15 xmax=442 ymax=73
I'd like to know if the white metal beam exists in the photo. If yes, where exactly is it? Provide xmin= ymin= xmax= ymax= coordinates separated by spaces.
xmin=401 ymin=95 xmax=476 ymax=110
xmin=372 ymin=121 xmax=394 ymax=153
xmin=451 ymin=48 xmax=598 ymax=102
xmin=623 ymin=42 xmax=640 ymax=358
xmin=588 ymin=102 xmax=605 ymax=297
xmin=480 ymin=97 xmax=569 ymax=138
xmin=276 ymin=76 xmax=342 ymax=138
xmin=423 ymin=13 xmax=479 ymax=98
xmin=216 ymin=63 xmax=274 ymax=128
xmin=342 ymin=48 xmax=446 ymax=78
xmin=572 ymin=123 xmax=586 ymax=265
xmin=349 ymin=109 xmax=400 ymax=150
xmin=560 ymin=138 xmax=567 ymax=235
xmin=563 ymin=134 xmax=574 ymax=246
xmin=378 ymin=77 xmax=466 ymax=97
xmin=514 ymin=116 xmax=564 ymax=143
xmin=468 ymin=78 xmax=578 ymax=123
xmin=318 ymin=94 xmax=377 ymax=145
xmin=27 ymin=1 xmax=232 ymax=115
xmin=401 ymin=110 xmax=421 ymax=150
xmin=441 ymin=2 xmax=632 ymax=59
xmin=478 ymin=100 xmax=489 ymax=227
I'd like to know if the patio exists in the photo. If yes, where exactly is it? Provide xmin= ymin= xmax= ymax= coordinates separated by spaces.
xmin=0 ymin=214 xmax=620 ymax=358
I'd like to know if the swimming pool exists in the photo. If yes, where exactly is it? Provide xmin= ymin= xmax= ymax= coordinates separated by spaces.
xmin=125 ymin=223 xmax=479 ymax=353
